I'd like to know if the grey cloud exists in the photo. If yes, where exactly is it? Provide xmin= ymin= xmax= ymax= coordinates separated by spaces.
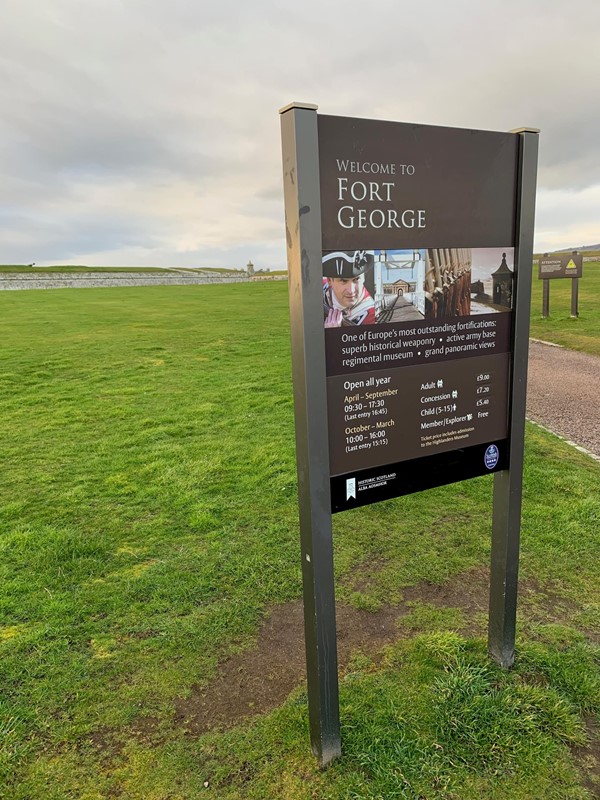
xmin=0 ymin=204 xmax=161 ymax=263
xmin=1 ymin=0 xmax=599 ymax=266
xmin=536 ymin=186 xmax=600 ymax=227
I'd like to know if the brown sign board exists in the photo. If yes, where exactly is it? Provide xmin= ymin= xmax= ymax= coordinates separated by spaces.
xmin=538 ymin=253 xmax=583 ymax=279
xmin=316 ymin=116 xmax=519 ymax=511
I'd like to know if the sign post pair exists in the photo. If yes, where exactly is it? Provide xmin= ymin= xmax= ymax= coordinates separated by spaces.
xmin=538 ymin=252 xmax=583 ymax=317
xmin=280 ymin=102 xmax=539 ymax=767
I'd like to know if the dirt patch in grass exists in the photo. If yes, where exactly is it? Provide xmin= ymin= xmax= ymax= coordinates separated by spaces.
xmin=106 ymin=561 xmax=594 ymax=772
xmin=87 ymin=726 xmax=126 ymax=762
xmin=400 ymin=567 xmax=587 ymax=638
xmin=172 ymin=600 xmax=401 ymax=736
xmin=572 ymin=716 xmax=600 ymax=797
xmin=403 ymin=563 xmax=489 ymax=635
xmin=172 ymin=566 xmax=491 ymax=737
xmin=131 ymin=565 xmax=593 ymax=742
xmin=342 ymin=555 xmax=388 ymax=594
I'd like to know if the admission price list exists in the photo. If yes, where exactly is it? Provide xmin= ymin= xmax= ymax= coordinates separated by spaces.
xmin=327 ymin=352 xmax=510 ymax=476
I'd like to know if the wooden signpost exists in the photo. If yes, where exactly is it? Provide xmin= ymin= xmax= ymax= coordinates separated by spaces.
xmin=538 ymin=251 xmax=583 ymax=317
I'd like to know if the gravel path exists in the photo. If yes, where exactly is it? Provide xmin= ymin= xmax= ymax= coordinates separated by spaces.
xmin=527 ymin=340 xmax=600 ymax=458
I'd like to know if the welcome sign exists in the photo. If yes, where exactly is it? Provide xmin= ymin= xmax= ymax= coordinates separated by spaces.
xmin=280 ymin=103 xmax=538 ymax=766
xmin=316 ymin=116 xmax=519 ymax=510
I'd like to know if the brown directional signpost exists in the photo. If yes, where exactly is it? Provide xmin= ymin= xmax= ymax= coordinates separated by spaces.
xmin=538 ymin=251 xmax=583 ymax=317
xmin=280 ymin=102 xmax=539 ymax=767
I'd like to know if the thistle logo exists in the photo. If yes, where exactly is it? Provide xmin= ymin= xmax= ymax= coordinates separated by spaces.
xmin=346 ymin=477 xmax=356 ymax=500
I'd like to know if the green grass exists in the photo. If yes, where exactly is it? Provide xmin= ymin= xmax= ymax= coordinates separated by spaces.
xmin=0 ymin=283 xmax=598 ymax=798
xmin=529 ymin=261 xmax=600 ymax=355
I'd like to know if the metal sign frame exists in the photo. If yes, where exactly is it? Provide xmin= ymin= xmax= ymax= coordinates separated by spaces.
xmin=280 ymin=102 xmax=538 ymax=767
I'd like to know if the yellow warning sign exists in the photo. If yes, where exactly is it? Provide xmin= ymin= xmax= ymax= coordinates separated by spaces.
xmin=566 ymin=259 xmax=577 ymax=270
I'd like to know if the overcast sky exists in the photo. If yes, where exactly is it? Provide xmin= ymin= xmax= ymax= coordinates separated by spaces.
xmin=1 ymin=0 xmax=599 ymax=268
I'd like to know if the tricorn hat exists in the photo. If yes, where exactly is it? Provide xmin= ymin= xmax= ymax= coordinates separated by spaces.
xmin=322 ymin=250 xmax=374 ymax=278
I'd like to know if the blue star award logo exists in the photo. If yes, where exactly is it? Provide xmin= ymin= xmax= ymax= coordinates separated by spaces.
xmin=484 ymin=444 xmax=500 ymax=470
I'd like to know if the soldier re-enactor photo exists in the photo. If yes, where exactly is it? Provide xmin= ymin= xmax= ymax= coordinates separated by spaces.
xmin=322 ymin=250 xmax=376 ymax=327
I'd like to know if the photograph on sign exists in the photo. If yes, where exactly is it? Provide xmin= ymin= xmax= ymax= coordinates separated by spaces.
xmin=315 ymin=115 xmax=519 ymax=511
xmin=323 ymin=247 xmax=514 ymax=328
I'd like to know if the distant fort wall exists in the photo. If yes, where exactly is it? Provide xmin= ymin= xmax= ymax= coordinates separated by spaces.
xmin=0 ymin=272 xmax=287 ymax=290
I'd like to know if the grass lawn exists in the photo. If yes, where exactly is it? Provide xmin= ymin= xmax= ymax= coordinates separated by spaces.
xmin=0 ymin=283 xmax=598 ymax=799
xmin=529 ymin=261 xmax=600 ymax=356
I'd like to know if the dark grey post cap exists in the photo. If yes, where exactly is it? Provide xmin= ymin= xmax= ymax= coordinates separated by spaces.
xmin=279 ymin=101 xmax=319 ymax=114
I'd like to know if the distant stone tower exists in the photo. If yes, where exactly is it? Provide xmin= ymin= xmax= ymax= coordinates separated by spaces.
xmin=492 ymin=252 xmax=513 ymax=308
xmin=246 ymin=260 xmax=254 ymax=276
